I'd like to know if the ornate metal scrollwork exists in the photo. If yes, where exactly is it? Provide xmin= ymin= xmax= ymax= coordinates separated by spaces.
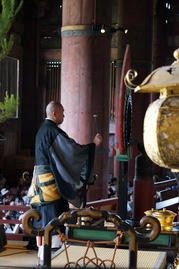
xmin=22 ymin=208 xmax=161 ymax=269
xmin=137 ymin=215 xmax=161 ymax=242
xmin=22 ymin=208 xmax=42 ymax=236
xmin=124 ymin=69 xmax=139 ymax=89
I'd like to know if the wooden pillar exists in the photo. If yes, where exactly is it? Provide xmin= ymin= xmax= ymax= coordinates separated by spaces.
xmin=122 ymin=0 xmax=154 ymax=219
xmin=114 ymin=0 xmax=154 ymax=181
xmin=133 ymin=143 xmax=154 ymax=221
xmin=112 ymin=0 xmax=154 ymax=219
xmin=61 ymin=0 xmax=112 ymax=200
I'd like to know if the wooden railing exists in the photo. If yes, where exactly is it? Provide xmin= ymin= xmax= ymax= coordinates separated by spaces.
xmin=0 ymin=205 xmax=30 ymax=240
xmin=154 ymin=178 xmax=177 ymax=191
xmin=86 ymin=196 xmax=118 ymax=211
xmin=154 ymin=178 xmax=179 ymax=214
xmin=0 ymin=199 xmax=118 ymax=241
xmin=0 ymin=178 xmax=178 ymax=241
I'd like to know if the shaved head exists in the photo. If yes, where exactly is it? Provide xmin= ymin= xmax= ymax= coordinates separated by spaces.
xmin=46 ymin=101 xmax=62 ymax=117
xmin=46 ymin=101 xmax=64 ymax=125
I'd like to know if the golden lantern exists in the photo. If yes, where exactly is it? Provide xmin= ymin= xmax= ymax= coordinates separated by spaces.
xmin=125 ymin=48 xmax=179 ymax=172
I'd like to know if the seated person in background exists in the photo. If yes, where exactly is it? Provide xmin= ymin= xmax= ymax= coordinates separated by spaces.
xmin=1 ymin=188 xmax=10 ymax=205
xmin=108 ymin=177 xmax=117 ymax=198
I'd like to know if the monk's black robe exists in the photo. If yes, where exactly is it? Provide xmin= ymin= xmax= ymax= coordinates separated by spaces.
xmin=30 ymin=119 xmax=95 ymax=228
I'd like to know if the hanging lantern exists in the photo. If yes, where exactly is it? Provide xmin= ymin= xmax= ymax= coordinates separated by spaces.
xmin=125 ymin=48 xmax=179 ymax=172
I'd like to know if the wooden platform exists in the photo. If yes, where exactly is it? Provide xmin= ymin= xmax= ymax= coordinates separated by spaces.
xmin=0 ymin=241 xmax=167 ymax=269
xmin=51 ymin=244 xmax=167 ymax=269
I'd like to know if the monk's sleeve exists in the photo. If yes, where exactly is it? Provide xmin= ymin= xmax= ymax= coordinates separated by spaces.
xmin=49 ymin=131 xmax=95 ymax=200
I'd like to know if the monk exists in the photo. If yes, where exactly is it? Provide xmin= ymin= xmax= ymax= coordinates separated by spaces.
xmin=28 ymin=101 xmax=102 ymax=262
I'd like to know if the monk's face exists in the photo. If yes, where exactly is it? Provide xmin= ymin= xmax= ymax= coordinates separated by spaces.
xmin=54 ymin=105 xmax=64 ymax=125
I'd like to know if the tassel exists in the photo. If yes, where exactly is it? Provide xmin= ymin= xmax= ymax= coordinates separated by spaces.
xmin=112 ymin=147 xmax=116 ymax=156
xmin=37 ymin=227 xmax=42 ymax=268
xmin=37 ymin=227 xmax=42 ymax=246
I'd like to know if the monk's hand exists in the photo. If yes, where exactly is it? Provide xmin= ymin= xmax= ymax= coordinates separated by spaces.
xmin=93 ymin=133 xmax=102 ymax=147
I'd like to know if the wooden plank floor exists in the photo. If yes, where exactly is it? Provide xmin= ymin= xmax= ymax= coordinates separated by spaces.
xmin=0 ymin=241 xmax=38 ymax=268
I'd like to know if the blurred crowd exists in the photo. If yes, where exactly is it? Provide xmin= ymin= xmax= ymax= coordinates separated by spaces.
xmin=0 ymin=172 xmax=31 ymax=234
xmin=108 ymin=177 xmax=133 ymax=217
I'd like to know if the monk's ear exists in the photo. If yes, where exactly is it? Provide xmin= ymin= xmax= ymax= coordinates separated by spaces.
xmin=52 ymin=111 xmax=56 ymax=118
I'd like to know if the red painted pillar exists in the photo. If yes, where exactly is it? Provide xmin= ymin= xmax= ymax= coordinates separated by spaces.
xmin=61 ymin=0 xmax=112 ymax=201
xmin=132 ymin=144 xmax=154 ymax=221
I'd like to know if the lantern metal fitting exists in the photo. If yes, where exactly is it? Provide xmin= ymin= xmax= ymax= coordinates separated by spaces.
xmin=125 ymin=48 xmax=179 ymax=171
